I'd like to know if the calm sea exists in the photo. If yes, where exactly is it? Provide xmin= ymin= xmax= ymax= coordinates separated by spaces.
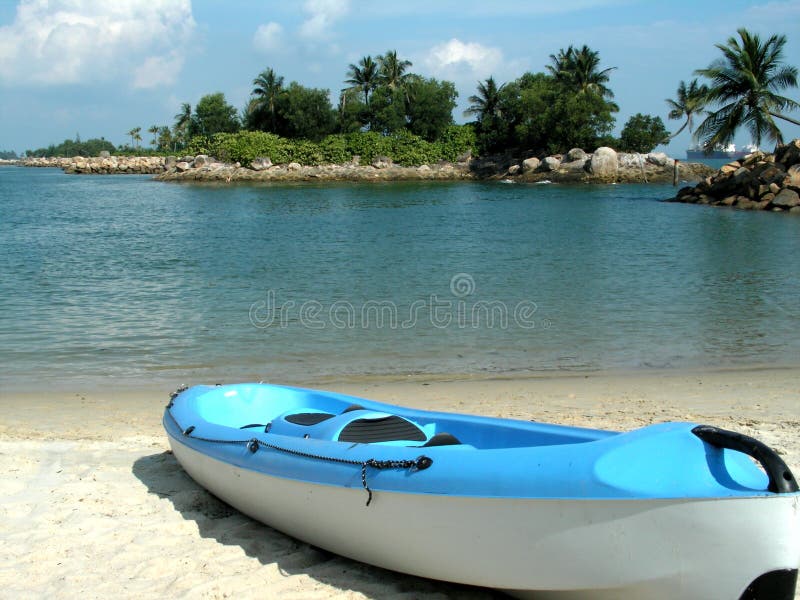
xmin=1 ymin=166 xmax=798 ymax=391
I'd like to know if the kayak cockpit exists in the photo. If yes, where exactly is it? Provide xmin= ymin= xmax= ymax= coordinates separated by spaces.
xmin=189 ymin=383 xmax=616 ymax=450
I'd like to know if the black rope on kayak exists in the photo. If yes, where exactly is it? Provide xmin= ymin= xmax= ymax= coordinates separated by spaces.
xmin=165 ymin=393 xmax=432 ymax=506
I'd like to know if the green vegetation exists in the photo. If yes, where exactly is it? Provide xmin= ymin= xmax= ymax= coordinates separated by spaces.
xmin=664 ymin=79 xmax=709 ymax=142
xmin=186 ymin=125 xmax=475 ymax=167
xmin=26 ymin=29 xmax=797 ymax=162
xmin=693 ymin=28 xmax=799 ymax=150
xmin=618 ymin=114 xmax=669 ymax=153
xmin=0 ymin=150 xmax=18 ymax=159
xmin=26 ymin=136 xmax=115 ymax=158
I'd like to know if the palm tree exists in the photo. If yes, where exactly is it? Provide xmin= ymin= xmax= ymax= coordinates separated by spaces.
xmin=664 ymin=79 xmax=710 ymax=141
xmin=148 ymin=125 xmax=160 ymax=148
xmin=464 ymin=76 xmax=505 ymax=122
xmin=156 ymin=126 xmax=173 ymax=152
xmin=250 ymin=68 xmax=285 ymax=132
xmin=345 ymin=56 xmax=379 ymax=107
xmin=377 ymin=50 xmax=412 ymax=90
xmin=547 ymin=45 xmax=616 ymax=100
xmin=694 ymin=28 xmax=800 ymax=149
xmin=127 ymin=127 xmax=142 ymax=149
xmin=173 ymin=103 xmax=192 ymax=148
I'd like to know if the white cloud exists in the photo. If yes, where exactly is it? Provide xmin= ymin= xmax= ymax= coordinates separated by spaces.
xmin=0 ymin=0 xmax=195 ymax=87
xmin=253 ymin=22 xmax=285 ymax=53
xmin=299 ymin=0 xmax=350 ymax=39
xmin=424 ymin=39 xmax=503 ymax=79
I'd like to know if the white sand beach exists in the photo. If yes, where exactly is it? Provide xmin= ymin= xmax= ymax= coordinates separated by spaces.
xmin=1 ymin=367 xmax=799 ymax=599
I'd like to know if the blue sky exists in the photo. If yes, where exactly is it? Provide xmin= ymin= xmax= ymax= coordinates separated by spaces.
xmin=1 ymin=0 xmax=798 ymax=157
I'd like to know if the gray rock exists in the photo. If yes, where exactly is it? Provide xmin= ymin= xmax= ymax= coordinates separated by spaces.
xmin=193 ymin=154 xmax=210 ymax=168
xmin=99 ymin=150 xmax=111 ymax=158
xmin=507 ymin=164 xmax=520 ymax=175
xmin=773 ymin=188 xmax=800 ymax=208
xmin=786 ymin=164 xmax=800 ymax=187
xmin=540 ymin=156 xmax=561 ymax=172
xmin=522 ymin=157 xmax=540 ymax=173
xmin=165 ymin=156 xmax=177 ymax=170
xmin=175 ymin=161 xmax=191 ymax=172
xmin=590 ymin=147 xmax=618 ymax=176
xmin=287 ymin=162 xmax=302 ymax=171
xmin=251 ymin=157 xmax=272 ymax=171
xmin=646 ymin=152 xmax=673 ymax=167
xmin=372 ymin=155 xmax=392 ymax=169
xmin=566 ymin=148 xmax=588 ymax=162
xmin=561 ymin=159 xmax=588 ymax=172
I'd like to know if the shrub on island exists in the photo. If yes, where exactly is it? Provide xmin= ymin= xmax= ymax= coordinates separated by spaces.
xmin=186 ymin=125 xmax=476 ymax=168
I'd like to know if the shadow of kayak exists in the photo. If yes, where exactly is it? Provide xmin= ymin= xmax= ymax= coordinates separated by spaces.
xmin=132 ymin=450 xmax=500 ymax=599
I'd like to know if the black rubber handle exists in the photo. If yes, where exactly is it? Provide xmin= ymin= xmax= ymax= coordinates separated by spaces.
xmin=692 ymin=425 xmax=799 ymax=494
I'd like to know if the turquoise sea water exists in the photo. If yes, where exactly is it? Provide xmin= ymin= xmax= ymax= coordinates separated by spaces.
xmin=1 ymin=166 xmax=799 ymax=391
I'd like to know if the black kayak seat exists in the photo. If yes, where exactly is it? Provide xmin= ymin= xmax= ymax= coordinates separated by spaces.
xmin=422 ymin=432 xmax=462 ymax=447
xmin=339 ymin=415 xmax=427 ymax=443
xmin=284 ymin=412 xmax=336 ymax=426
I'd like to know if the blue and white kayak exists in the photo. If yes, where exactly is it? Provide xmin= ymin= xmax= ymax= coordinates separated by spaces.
xmin=163 ymin=382 xmax=800 ymax=600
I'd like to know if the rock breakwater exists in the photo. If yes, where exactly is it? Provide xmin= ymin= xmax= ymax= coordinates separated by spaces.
xmin=670 ymin=139 xmax=800 ymax=212
xmin=21 ymin=156 xmax=165 ymax=174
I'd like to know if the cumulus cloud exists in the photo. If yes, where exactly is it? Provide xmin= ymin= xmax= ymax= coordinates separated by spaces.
xmin=424 ymin=39 xmax=503 ymax=79
xmin=253 ymin=22 xmax=285 ymax=52
xmin=299 ymin=0 xmax=350 ymax=39
xmin=0 ymin=0 xmax=195 ymax=87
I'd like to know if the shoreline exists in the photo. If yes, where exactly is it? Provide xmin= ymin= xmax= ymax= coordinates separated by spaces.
xmin=11 ymin=152 xmax=714 ymax=184
xmin=3 ymin=360 xmax=799 ymax=396
xmin=2 ymin=366 xmax=798 ymax=598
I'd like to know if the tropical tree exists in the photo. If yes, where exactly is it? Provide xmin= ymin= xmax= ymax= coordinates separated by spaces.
xmin=191 ymin=93 xmax=240 ymax=137
xmin=274 ymin=82 xmax=336 ymax=141
xmin=250 ymin=68 xmax=285 ymax=132
xmin=618 ymin=113 xmax=669 ymax=152
xmin=345 ymin=56 xmax=379 ymax=107
xmin=377 ymin=50 xmax=412 ymax=90
xmin=127 ymin=126 xmax=142 ymax=148
xmin=694 ymin=28 xmax=800 ymax=149
xmin=148 ymin=125 xmax=160 ymax=148
xmin=173 ymin=103 xmax=192 ymax=149
xmin=157 ymin=126 xmax=173 ymax=152
xmin=464 ymin=76 xmax=509 ymax=153
xmin=547 ymin=45 xmax=616 ymax=101
xmin=664 ymin=79 xmax=709 ymax=141
xmin=403 ymin=76 xmax=457 ymax=141
xmin=465 ymin=76 xmax=505 ymax=122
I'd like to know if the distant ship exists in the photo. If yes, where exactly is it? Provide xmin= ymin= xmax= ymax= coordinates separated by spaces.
xmin=686 ymin=142 xmax=759 ymax=160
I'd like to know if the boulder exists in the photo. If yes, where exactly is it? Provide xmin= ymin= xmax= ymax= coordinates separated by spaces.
xmin=773 ymin=188 xmax=800 ymax=208
xmin=539 ymin=156 xmax=561 ymax=172
xmin=589 ymin=147 xmax=618 ymax=176
xmin=646 ymin=152 xmax=673 ymax=167
xmin=507 ymin=164 xmax=520 ymax=175
xmin=786 ymin=164 xmax=800 ymax=187
xmin=775 ymin=139 xmax=800 ymax=167
xmin=193 ymin=154 xmax=210 ymax=168
xmin=287 ymin=162 xmax=302 ymax=171
xmin=165 ymin=156 xmax=177 ymax=170
xmin=175 ymin=161 xmax=191 ymax=172
xmin=561 ymin=159 xmax=588 ymax=172
xmin=521 ymin=157 xmax=540 ymax=173
xmin=566 ymin=148 xmax=588 ymax=162
xmin=251 ymin=157 xmax=272 ymax=171
xmin=372 ymin=156 xmax=392 ymax=169
xmin=99 ymin=150 xmax=111 ymax=158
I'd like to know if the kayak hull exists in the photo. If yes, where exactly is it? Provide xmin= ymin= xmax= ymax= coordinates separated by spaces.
xmin=164 ymin=383 xmax=800 ymax=599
